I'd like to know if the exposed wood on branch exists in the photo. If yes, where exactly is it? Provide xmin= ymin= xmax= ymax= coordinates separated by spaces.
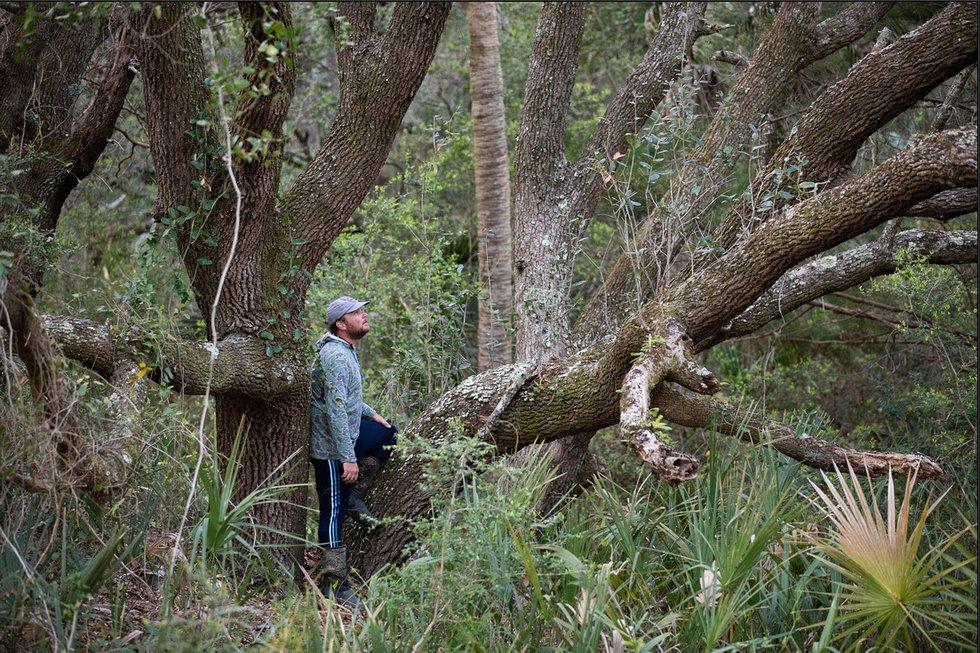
xmin=475 ymin=362 xmax=538 ymax=444
xmin=620 ymin=321 xmax=708 ymax=484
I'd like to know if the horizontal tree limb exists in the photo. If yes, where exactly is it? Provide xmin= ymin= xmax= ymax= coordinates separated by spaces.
xmin=652 ymin=385 xmax=946 ymax=479
xmin=702 ymin=228 xmax=977 ymax=349
xmin=906 ymin=187 xmax=978 ymax=221
xmin=39 ymin=315 xmax=302 ymax=399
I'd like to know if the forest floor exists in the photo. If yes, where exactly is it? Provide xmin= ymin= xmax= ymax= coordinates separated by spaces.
xmin=13 ymin=545 xmax=357 ymax=651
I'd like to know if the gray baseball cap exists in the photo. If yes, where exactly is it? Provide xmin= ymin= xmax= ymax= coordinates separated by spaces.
xmin=325 ymin=296 xmax=369 ymax=325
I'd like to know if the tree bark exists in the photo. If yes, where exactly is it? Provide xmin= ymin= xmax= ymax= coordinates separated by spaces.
xmin=573 ymin=2 xmax=896 ymax=346
xmin=652 ymin=385 xmax=946 ymax=480
xmin=703 ymin=228 xmax=978 ymax=350
xmin=511 ymin=1 xmax=588 ymax=363
xmin=467 ymin=2 xmax=513 ymax=371
xmin=285 ymin=2 xmax=452 ymax=305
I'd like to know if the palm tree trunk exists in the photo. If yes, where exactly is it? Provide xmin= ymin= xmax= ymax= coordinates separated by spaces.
xmin=467 ymin=2 xmax=513 ymax=371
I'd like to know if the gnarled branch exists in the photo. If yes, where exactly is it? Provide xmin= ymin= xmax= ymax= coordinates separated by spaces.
xmin=620 ymin=320 xmax=709 ymax=484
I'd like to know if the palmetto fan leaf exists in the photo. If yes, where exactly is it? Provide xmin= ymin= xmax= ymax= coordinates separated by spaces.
xmin=810 ymin=463 xmax=975 ymax=651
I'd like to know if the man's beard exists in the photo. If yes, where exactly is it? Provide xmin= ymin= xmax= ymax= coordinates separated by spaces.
xmin=347 ymin=323 xmax=369 ymax=340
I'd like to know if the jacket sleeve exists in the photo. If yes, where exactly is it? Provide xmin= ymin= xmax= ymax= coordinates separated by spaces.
xmin=320 ymin=349 xmax=357 ymax=462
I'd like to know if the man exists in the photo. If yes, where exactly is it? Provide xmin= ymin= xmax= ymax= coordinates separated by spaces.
xmin=310 ymin=296 xmax=397 ymax=609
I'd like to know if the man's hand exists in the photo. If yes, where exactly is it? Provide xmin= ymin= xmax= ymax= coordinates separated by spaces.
xmin=341 ymin=461 xmax=359 ymax=483
xmin=371 ymin=413 xmax=391 ymax=429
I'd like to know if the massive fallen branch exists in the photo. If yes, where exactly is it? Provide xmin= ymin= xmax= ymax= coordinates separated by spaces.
xmin=653 ymin=385 xmax=946 ymax=479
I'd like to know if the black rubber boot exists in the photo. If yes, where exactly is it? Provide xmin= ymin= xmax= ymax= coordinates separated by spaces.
xmin=318 ymin=546 xmax=364 ymax=611
xmin=347 ymin=456 xmax=381 ymax=523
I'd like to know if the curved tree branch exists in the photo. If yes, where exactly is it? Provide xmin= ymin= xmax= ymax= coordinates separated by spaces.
xmin=906 ymin=188 xmax=978 ymax=222
xmin=668 ymin=128 xmax=976 ymax=344
xmin=703 ymin=228 xmax=978 ymax=349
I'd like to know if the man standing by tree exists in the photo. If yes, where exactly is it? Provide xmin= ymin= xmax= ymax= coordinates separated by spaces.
xmin=310 ymin=296 xmax=396 ymax=608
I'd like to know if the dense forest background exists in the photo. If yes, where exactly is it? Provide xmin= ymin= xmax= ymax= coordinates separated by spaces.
xmin=1 ymin=2 xmax=976 ymax=651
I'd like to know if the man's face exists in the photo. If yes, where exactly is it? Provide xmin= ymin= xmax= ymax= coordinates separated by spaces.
xmin=338 ymin=308 xmax=369 ymax=340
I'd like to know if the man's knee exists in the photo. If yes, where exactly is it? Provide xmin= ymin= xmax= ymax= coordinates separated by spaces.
xmin=357 ymin=418 xmax=397 ymax=457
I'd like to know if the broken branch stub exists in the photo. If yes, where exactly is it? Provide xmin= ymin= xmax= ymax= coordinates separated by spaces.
xmin=620 ymin=321 xmax=708 ymax=484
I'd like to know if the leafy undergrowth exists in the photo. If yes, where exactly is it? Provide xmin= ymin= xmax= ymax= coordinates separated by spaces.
xmin=3 ymin=430 xmax=975 ymax=652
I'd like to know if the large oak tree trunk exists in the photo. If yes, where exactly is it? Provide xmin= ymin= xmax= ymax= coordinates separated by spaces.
xmin=215 ymin=392 xmax=309 ymax=559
